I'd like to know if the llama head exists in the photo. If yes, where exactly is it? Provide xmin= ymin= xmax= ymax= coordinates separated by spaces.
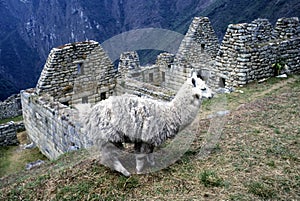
xmin=190 ymin=72 xmax=213 ymax=100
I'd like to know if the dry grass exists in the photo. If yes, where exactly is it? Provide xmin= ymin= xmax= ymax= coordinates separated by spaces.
xmin=0 ymin=75 xmax=299 ymax=200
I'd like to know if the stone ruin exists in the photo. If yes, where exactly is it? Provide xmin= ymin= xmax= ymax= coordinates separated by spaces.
xmin=19 ymin=16 xmax=300 ymax=160
xmin=214 ymin=17 xmax=300 ymax=87
xmin=0 ymin=94 xmax=22 ymax=120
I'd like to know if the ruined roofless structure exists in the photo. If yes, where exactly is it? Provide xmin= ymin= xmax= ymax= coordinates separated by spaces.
xmin=21 ymin=17 xmax=300 ymax=160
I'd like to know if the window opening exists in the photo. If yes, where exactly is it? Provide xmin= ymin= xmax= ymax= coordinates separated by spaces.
xmin=77 ymin=63 xmax=83 ymax=75
xmin=149 ymin=73 xmax=154 ymax=82
xmin=161 ymin=71 xmax=165 ymax=82
xmin=201 ymin=44 xmax=205 ymax=53
xmin=82 ymin=96 xmax=88 ymax=104
xmin=219 ymin=77 xmax=226 ymax=88
xmin=100 ymin=92 xmax=106 ymax=101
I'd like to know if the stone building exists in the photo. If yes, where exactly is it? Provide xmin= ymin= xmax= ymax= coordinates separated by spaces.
xmin=119 ymin=17 xmax=219 ymax=91
xmin=36 ymin=41 xmax=118 ymax=106
xmin=0 ymin=94 xmax=22 ymax=120
xmin=214 ymin=17 xmax=300 ymax=87
xmin=21 ymin=16 xmax=300 ymax=160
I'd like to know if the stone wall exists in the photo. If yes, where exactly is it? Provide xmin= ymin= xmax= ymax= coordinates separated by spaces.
xmin=36 ymin=41 xmax=117 ymax=106
xmin=115 ymin=78 xmax=175 ymax=101
xmin=156 ymin=52 xmax=175 ymax=87
xmin=21 ymin=89 xmax=85 ymax=159
xmin=215 ymin=17 xmax=300 ymax=87
xmin=0 ymin=94 xmax=22 ymax=120
xmin=0 ymin=121 xmax=24 ymax=146
xmin=164 ymin=17 xmax=219 ymax=91
xmin=118 ymin=51 xmax=141 ymax=78
xmin=176 ymin=17 xmax=219 ymax=60
xmin=118 ymin=51 xmax=162 ymax=86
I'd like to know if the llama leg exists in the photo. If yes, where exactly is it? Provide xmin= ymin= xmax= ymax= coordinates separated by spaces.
xmin=101 ymin=142 xmax=131 ymax=177
xmin=134 ymin=142 xmax=145 ymax=174
xmin=113 ymin=160 xmax=131 ymax=177
xmin=146 ymin=145 xmax=155 ymax=166
xmin=135 ymin=143 xmax=155 ymax=173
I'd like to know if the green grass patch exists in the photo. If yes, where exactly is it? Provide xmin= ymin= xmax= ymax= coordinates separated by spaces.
xmin=247 ymin=181 xmax=276 ymax=199
xmin=0 ymin=115 xmax=23 ymax=125
xmin=199 ymin=170 xmax=224 ymax=187
xmin=0 ymin=146 xmax=47 ymax=177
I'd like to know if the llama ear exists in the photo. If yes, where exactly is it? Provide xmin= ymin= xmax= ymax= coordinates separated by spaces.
xmin=190 ymin=69 xmax=197 ymax=78
xmin=191 ymin=71 xmax=197 ymax=78
xmin=191 ymin=78 xmax=196 ymax=87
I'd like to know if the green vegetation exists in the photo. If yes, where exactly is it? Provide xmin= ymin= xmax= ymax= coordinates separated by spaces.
xmin=272 ymin=59 xmax=285 ymax=76
xmin=0 ymin=132 xmax=47 ymax=177
xmin=199 ymin=170 xmax=224 ymax=187
xmin=247 ymin=181 xmax=276 ymax=199
xmin=0 ymin=75 xmax=299 ymax=200
xmin=0 ymin=115 xmax=23 ymax=125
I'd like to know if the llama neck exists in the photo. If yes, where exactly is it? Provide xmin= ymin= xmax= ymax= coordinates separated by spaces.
xmin=170 ymin=83 xmax=201 ymax=129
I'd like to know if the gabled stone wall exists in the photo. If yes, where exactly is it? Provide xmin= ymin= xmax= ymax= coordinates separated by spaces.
xmin=164 ymin=17 xmax=219 ymax=91
xmin=36 ymin=41 xmax=117 ymax=106
xmin=176 ymin=17 xmax=219 ymax=60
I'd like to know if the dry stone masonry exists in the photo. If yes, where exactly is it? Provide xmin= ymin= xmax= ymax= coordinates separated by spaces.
xmin=164 ymin=17 xmax=219 ymax=91
xmin=118 ymin=51 xmax=141 ymax=78
xmin=0 ymin=122 xmax=24 ymax=146
xmin=36 ymin=41 xmax=117 ymax=106
xmin=215 ymin=17 xmax=300 ymax=87
xmin=21 ymin=16 xmax=300 ymax=160
xmin=21 ymin=91 xmax=84 ymax=159
xmin=176 ymin=16 xmax=219 ymax=61
xmin=0 ymin=94 xmax=22 ymax=120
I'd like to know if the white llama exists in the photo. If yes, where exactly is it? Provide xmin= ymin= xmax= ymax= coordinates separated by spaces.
xmin=77 ymin=72 xmax=213 ymax=176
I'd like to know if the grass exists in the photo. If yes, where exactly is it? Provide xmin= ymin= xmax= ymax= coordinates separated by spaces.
xmin=247 ymin=181 xmax=276 ymax=199
xmin=199 ymin=169 xmax=224 ymax=187
xmin=0 ymin=74 xmax=300 ymax=200
xmin=0 ymin=132 xmax=47 ymax=177
xmin=0 ymin=115 xmax=23 ymax=125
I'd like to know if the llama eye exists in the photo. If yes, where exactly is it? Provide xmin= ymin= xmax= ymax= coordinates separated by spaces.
xmin=192 ymin=78 xmax=196 ymax=87
xmin=194 ymin=94 xmax=200 ymax=99
xmin=201 ymin=88 xmax=206 ymax=91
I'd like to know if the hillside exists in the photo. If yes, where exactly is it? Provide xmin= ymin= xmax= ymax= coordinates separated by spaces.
xmin=1 ymin=75 xmax=299 ymax=200
xmin=1 ymin=0 xmax=300 ymax=100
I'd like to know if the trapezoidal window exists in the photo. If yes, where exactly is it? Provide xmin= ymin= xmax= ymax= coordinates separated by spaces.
xmin=82 ymin=96 xmax=88 ymax=104
xmin=201 ymin=44 xmax=205 ymax=53
xmin=219 ymin=77 xmax=226 ymax=88
xmin=100 ymin=92 xmax=106 ymax=101
xmin=161 ymin=71 xmax=165 ymax=82
xmin=149 ymin=73 xmax=154 ymax=82
xmin=77 ymin=63 xmax=83 ymax=75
